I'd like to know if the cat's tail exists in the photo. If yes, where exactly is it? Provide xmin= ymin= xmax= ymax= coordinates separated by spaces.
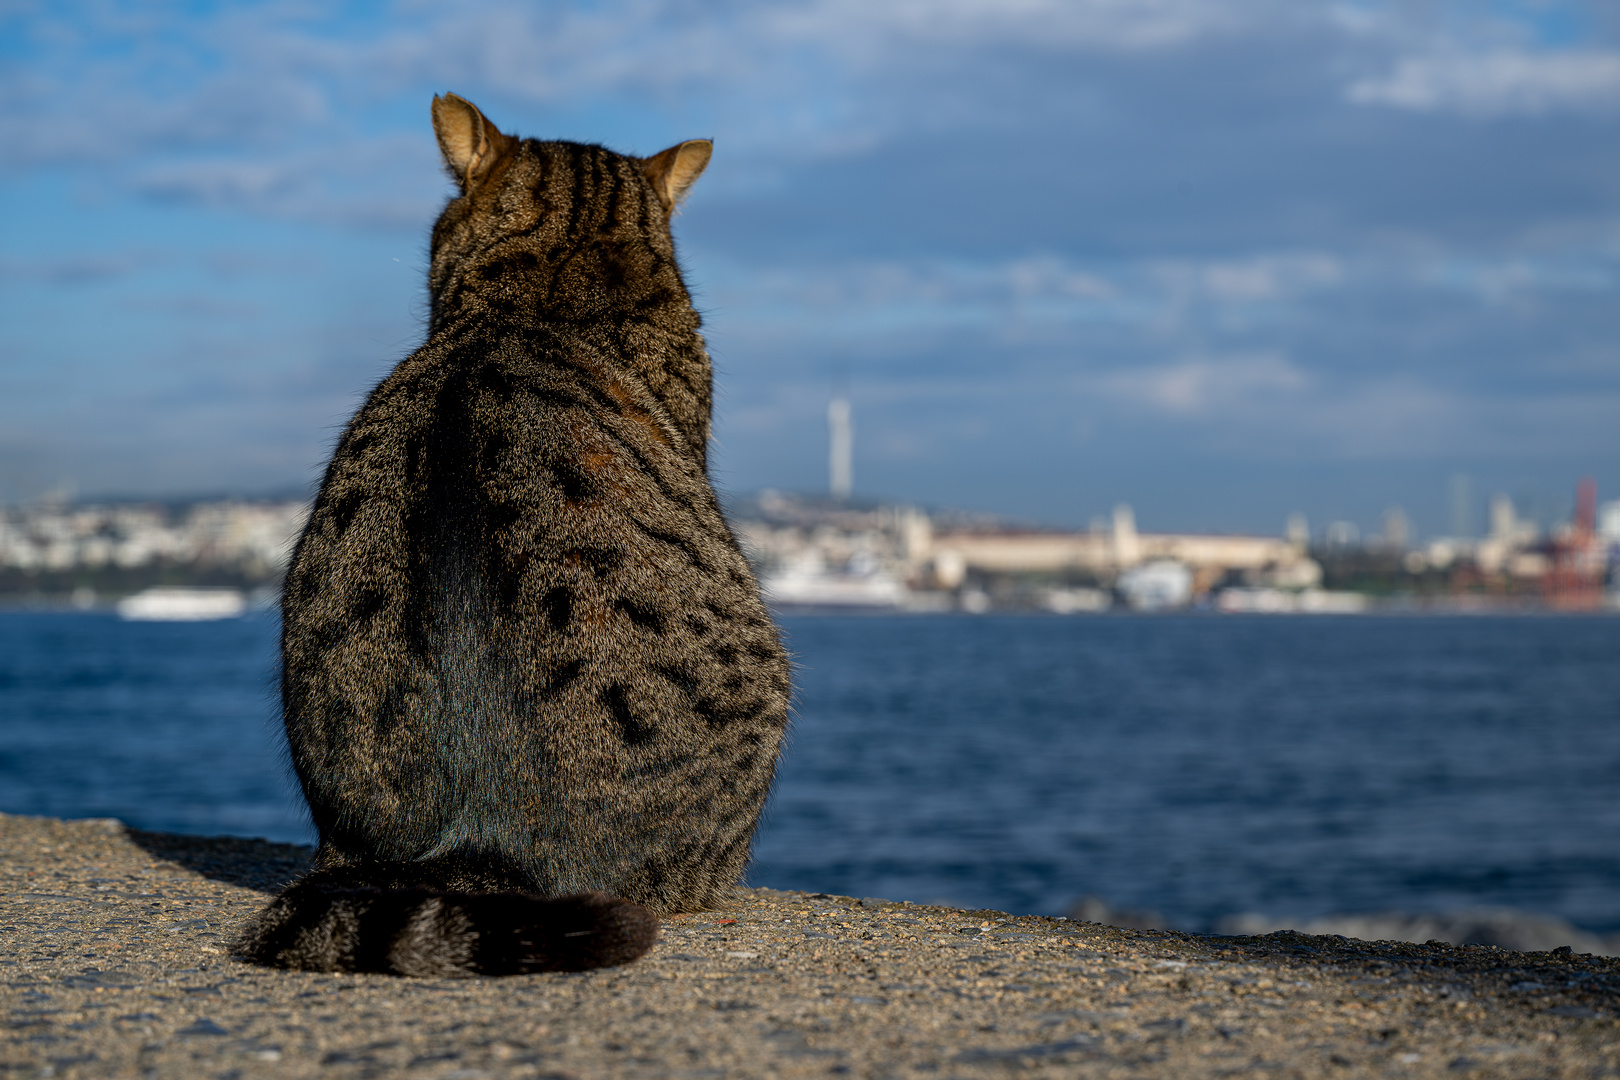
xmin=233 ymin=865 xmax=659 ymax=977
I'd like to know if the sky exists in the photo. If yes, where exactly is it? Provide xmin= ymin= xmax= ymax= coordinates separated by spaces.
xmin=2 ymin=0 xmax=1618 ymax=538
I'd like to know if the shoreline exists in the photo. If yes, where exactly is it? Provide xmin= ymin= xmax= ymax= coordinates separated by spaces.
xmin=3 ymin=812 xmax=1617 ymax=1078
xmin=2 ymin=595 xmax=1619 ymax=616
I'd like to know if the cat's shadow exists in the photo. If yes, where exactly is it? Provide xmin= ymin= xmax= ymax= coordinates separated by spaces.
xmin=125 ymin=827 xmax=313 ymax=894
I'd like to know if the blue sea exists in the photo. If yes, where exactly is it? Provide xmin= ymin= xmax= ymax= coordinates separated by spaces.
xmin=2 ymin=610 xmax=1618 ymax=934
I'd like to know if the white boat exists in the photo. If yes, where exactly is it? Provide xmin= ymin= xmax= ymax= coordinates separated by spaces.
xmin=1117 ymin=560 xmax=1193 ymax=611
xmin=116 ymin=587 xmax=248 ymax=621
xmin=761 ymin=552 xmax=909 ymax=610
xmin=1216 ymin=587 xmax=1369 ymax=614
xmin=1041 ymin=586 xmax=1112 ymax=614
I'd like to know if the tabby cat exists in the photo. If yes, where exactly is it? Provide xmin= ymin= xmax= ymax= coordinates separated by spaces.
xmin=234 ymin=94 xmax=791 ymax=977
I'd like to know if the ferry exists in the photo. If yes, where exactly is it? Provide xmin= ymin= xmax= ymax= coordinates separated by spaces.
xmin=760 ymin=552 xmax=908 ymax=611
xmin=116 ymin=587 xmax=248 ymax=622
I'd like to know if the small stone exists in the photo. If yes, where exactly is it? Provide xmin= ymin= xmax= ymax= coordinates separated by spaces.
xmin=1141 ymin=1018 xmax=1186 ymax=1034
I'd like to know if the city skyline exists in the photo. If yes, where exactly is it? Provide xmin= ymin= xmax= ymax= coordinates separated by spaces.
xmin=0 ymin=454 xmax=1606 ymax=550
xmin=4 ymin=486 xmax=1613 ymax=617
xmin=3 ymin=1 xmax=1619 ymax=537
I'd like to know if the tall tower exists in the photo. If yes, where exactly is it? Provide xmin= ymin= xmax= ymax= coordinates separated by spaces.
xmin=1449 ymin=473 xmax=1473 ymax=539
xmin=1382 ymin=506 xmax=1410 ymax=551
xmin=1111 ymin=503 xmax=1140 ymax=567
xmin=828 ymin=396 xmax=853 ymax=500
xmin=1488 ymin=494 xmax=1516 ymax=540
xmin=1286 ymin=512 xmax=1310 ymax=550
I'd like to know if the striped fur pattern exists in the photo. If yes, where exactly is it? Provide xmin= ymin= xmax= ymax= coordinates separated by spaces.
xmin=236 ymin=95 xmax=790 ymax=977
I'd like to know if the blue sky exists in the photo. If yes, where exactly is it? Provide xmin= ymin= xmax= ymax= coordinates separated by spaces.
xmin=2 ymin=0 xmax=1618 ymax=537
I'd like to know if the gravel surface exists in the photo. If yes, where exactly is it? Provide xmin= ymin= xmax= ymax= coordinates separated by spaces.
xmin=3 ymin=812 xmax=1617 ymax=1078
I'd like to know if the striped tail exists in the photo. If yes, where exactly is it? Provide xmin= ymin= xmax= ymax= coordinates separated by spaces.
xmin=234 ymin=864 xmax=659 ymax=977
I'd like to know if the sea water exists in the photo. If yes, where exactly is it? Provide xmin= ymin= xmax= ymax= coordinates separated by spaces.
xmin=1 ymin=610 xmax=1616 ymax=933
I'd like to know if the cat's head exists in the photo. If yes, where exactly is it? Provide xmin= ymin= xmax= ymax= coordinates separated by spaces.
xmin=431 ymin=94 xmax=709 ymax=211
xmin=425 ymin=94 xmax=711 ymax=327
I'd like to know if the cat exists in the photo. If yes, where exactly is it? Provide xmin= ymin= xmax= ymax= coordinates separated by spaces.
xmin=234 ymin=94 xmax=791 ymax=977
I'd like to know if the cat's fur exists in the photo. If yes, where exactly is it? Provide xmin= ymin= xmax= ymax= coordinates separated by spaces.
xmin=234 ymin=95 xmax=791 ymax=977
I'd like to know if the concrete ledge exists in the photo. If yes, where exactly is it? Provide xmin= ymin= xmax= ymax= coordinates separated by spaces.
xmin=2 ymin=812 xmax=1616 ymax=1078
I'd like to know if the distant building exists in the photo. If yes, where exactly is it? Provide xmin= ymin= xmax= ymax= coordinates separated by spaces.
xmin=922 ymin=511 xmax=1307 ymax=585
xmin=1286 ymin=513 xmax=1309 ymax=550
xmin=1450 ymin=473 xmax=1474 ymax=539
xmin=736 ymin=491 xmax=1321 ymax=612
xmin=1380 ymin=507 xmax=1410 ymax=551
xmin=1474 ymin=493 xmax=1539 ymax=574
xmin=1599 ymin=500 xmax=1620 ymax=544
xmin=827 ymin=397 xmax=853 ymax=501
xmin=0 ymin=499 xmax=310 ymax=599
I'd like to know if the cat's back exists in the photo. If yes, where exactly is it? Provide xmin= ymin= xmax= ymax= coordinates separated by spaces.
xmin=279 ymin=100 xmax=789 ymax=914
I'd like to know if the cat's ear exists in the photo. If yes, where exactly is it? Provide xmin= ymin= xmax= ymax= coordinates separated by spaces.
xmin=432 ymin=94 xmax=514 ymax=191
xmin=642 ymin=140 xmax=712 ymax=211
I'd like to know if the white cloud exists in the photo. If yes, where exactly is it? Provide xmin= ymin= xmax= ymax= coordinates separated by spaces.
xmin=717 ymin=245 xmax=1617 ymax=338
xmin=0 ymin=0 xmax=1270 ymax=179
xmin=1281 ymin=380 xmax=1620 ymax=461
xmin=1347 ymin=49 xmax=1620 ymax=115
xmin=127 ymin=133 xmax=436 ymax=226
xmin=0 ymin=253 xmax=145 ymax=284
xmin=1099 ymin=352 xmax=1307 ymax=416
xmin=1085 ymin=356 xmax=1620 ymax=462
xmin=1149 ymin=254 xmax=1345 ymax=303
xmin=705 ymin=251 xmax=1359 ymax=351
xmin=765 ymin=0 xmax=1250 ymax=54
